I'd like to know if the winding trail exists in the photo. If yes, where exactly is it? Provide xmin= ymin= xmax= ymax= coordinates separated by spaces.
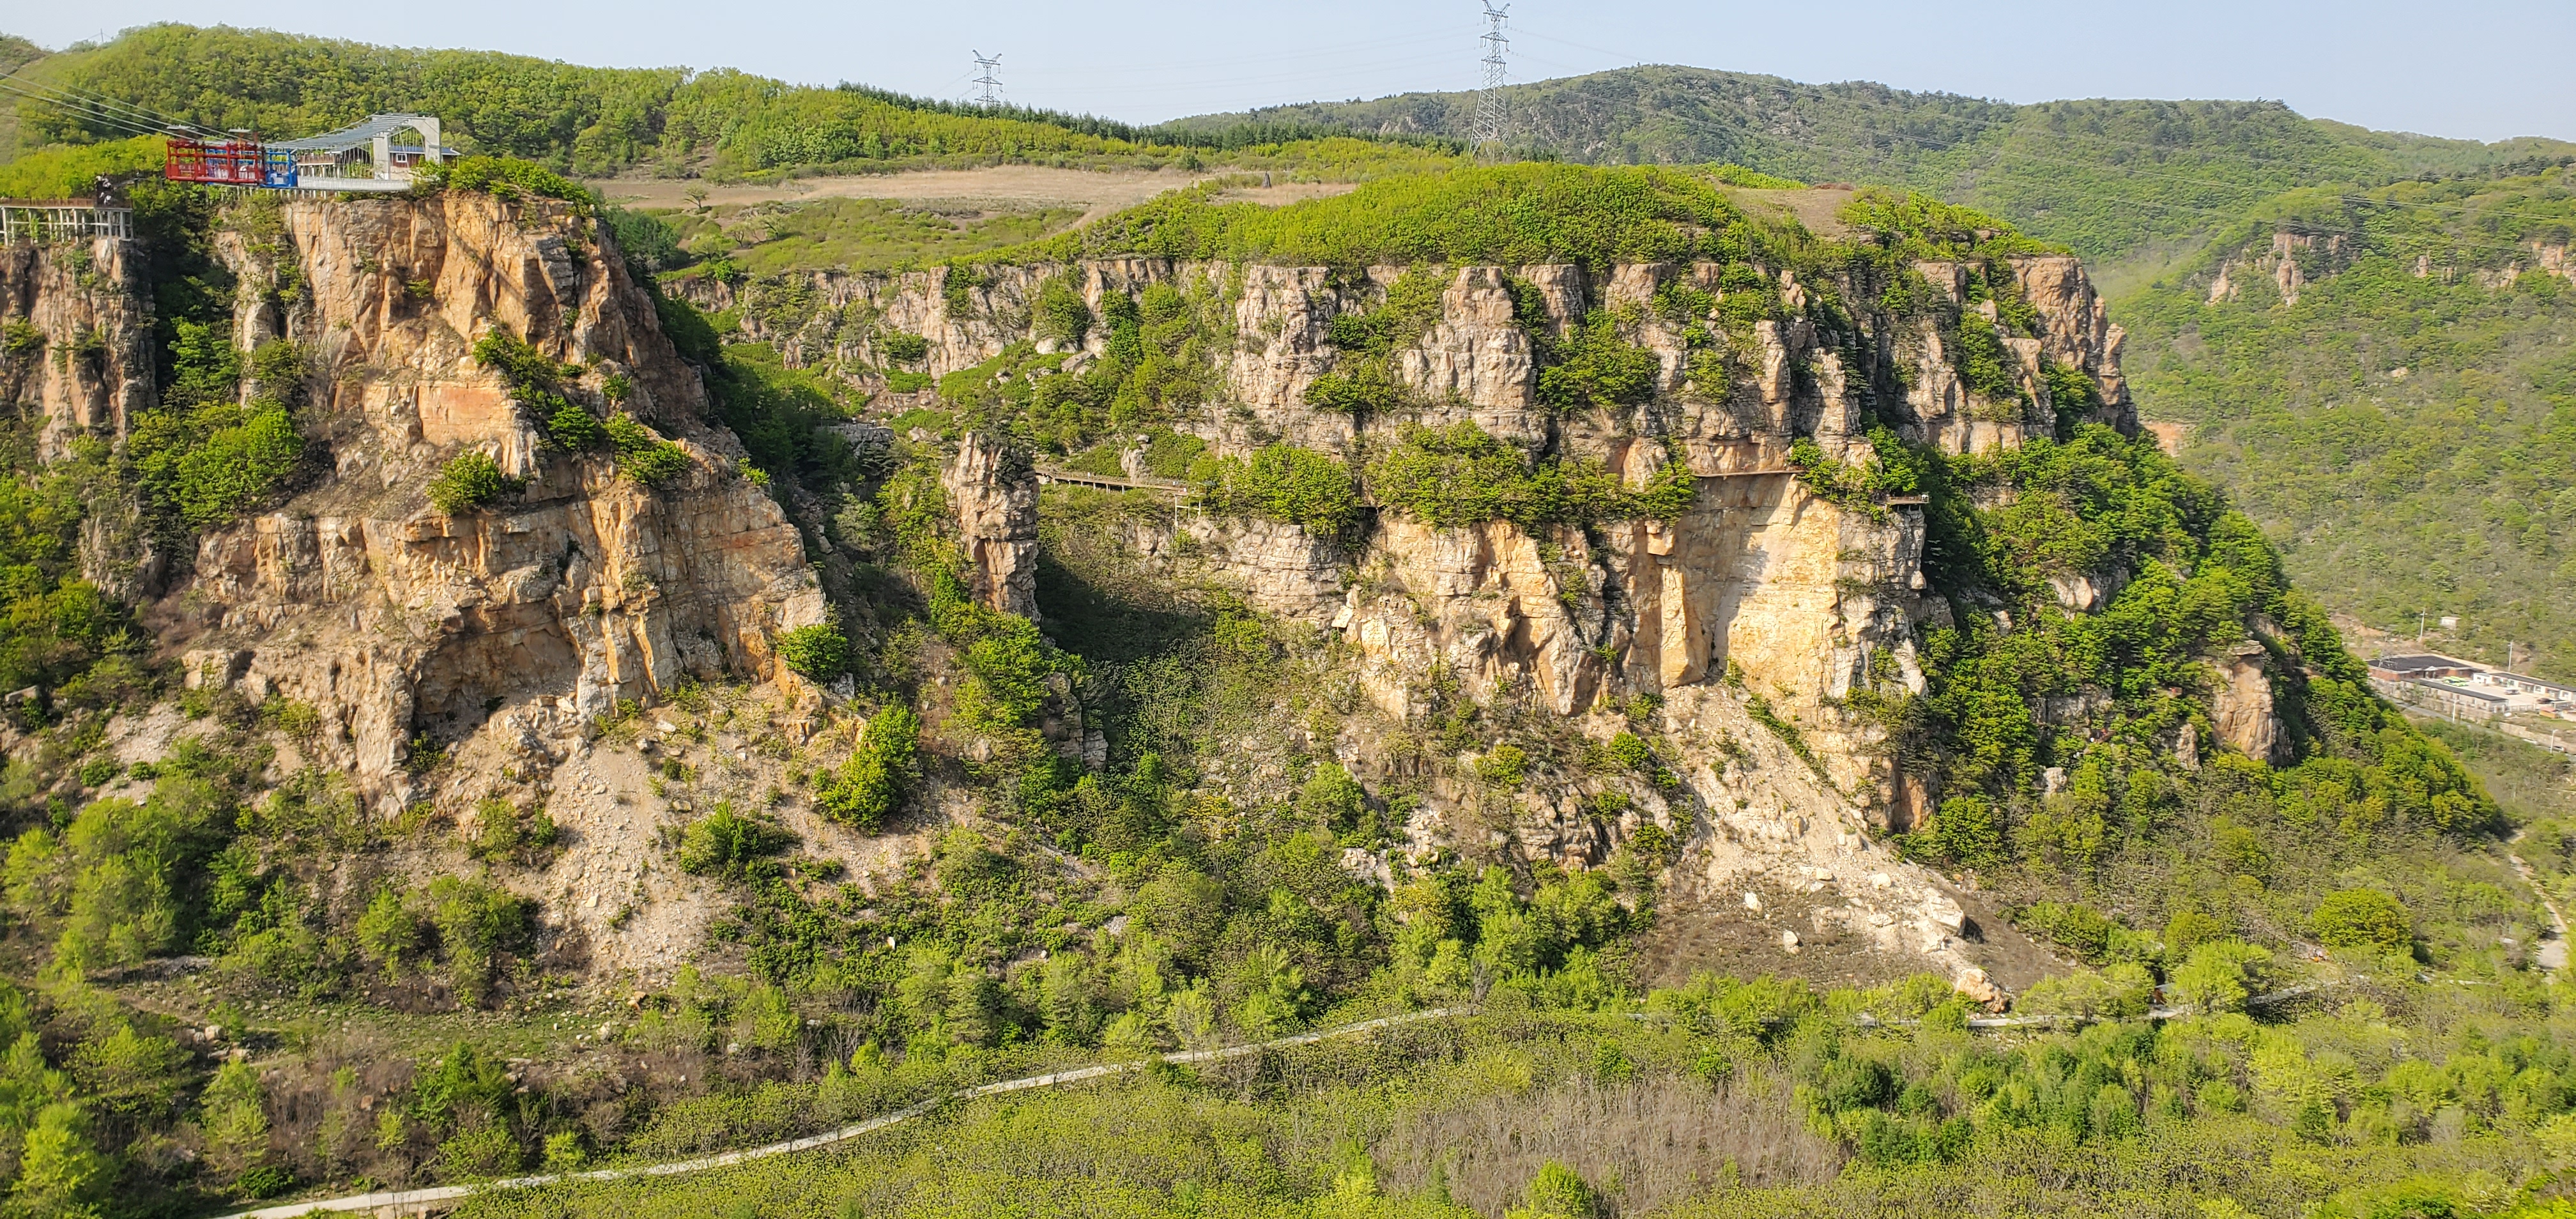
xmin=213 ymin=971 xmax=2374 ymax=1218
xmin=214 ymin=1007 xmax=1473 ymax=1219
xmin=2508 ymin=831 xmax=2570 ymax=972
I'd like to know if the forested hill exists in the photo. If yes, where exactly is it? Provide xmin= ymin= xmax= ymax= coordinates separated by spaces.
xmin=2122 ymin=168 xmax=2576 ymax=680
xmin=1169 ymin=65 xmax=2576 ymax=273
xmin=0 ymin=24 xmax=1453 ymax=178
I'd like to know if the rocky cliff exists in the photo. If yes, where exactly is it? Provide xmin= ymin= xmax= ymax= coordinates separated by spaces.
xmin=684 ymin=245 xmax=2147 ymax=989
xmin=154 ymin=192 xmax=825 ymax=804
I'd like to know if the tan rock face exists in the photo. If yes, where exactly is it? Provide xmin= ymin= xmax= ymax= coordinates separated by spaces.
xmin=2211 ymin=642 xmax=2286 ymax=765
xmin=152 ymin=192 xmax=821 ymax=804
xmin=944 ymin=433 xmax=1041 ymax=619
xmin=0 ymin=238 xmax=153 ymax=463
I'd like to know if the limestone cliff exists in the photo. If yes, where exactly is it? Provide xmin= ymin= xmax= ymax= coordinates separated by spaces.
xmin=156 ymin=192 xmax=824 ymax=805
xmin=682 ymin=247 xmax=2154 ymax=988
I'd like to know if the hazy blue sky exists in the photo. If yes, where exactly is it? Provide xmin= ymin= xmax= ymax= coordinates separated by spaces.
xmin=13 ymin=0 xmax=2573 ymax=142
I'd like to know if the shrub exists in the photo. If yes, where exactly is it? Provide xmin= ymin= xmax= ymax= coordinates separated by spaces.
xmin=1535 ymin=312 xmax=1660 ymax=413
xmin=601 ymin=206 xmax=685 ymax=275
xmin=677 ymin=804 xmax=795 ymax=880
xmin=878 ymin=331 xmax=931 ymax=364
xmin=1367 ymin=421 xmax=1690 ymax=532
xmin=1034 ymin=277 xmax=1092 ymax=348
xmin=0 ymin=319 xmax=43 ymax=365
xmin=606 ymin=415 xmax=691 ymax=486
xmin=1298 ymin=762 xmax=1365 ymax=834
xmin=2017 ymin=900 xmax=2115 ymax=963
xmin=774 ymin=624 xmax=850 ymax=681
xmin=426 ymin=452 xmax=514 ymax=514
xmin=355 ymin=884 xmax=427 ymax=982
xmin=1190 ymin=444 xmax=1363 ymax=537
xmin=1511 ymin=1160 xmax=1598 ymax=1218
xmin=466 ymin=797 xmax=558 ymax=865
xmin=546 ymin=401 xmax=608 ymax=450
xmin=2164 ymin=940 xmax=2271 ymax=1015
xmin=1302 ymin=362 xmax=1407 ymax=415
xmin=137 ymin=401 xmax=307 ymax=529
xmin=425 ymin=877 xmax=533 ymax=1006
xmin=1912 ymin=795 xmax=2004 ymax=869
xmin=816 ymin=706 xmax=921 ymax=832
xmin=2311 ymin=888 xmax=2412 ymax=954
xmin=420 ymin=155 xmax=594 ymax=211
xmin=1475 ymin=744 xmax=1529 ymax=788
xmin=1786 ymin=426 xmax=1919 ymax=516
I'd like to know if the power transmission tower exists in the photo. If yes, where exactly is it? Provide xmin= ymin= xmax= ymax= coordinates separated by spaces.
xmin=970 ymin=51 xmax=1003 ymax=108
xmin=1474 ymin=3 xmax=1510 ymax=151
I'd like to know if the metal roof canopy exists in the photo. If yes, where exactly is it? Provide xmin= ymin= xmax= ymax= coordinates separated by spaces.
xmin=270 ymin=113 xmax=453 ymax=155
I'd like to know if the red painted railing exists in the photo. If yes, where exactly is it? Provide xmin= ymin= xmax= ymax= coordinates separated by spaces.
xmin=164 ymin=139 xmax=295 ymax=188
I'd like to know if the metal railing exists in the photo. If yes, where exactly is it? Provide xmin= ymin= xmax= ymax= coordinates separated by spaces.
xmin=0 ymin=201 xmax=133 ymax=243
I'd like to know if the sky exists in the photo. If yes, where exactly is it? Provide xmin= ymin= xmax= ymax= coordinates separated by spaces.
xmin=11 ymin=0 xmax=2574 ymax=143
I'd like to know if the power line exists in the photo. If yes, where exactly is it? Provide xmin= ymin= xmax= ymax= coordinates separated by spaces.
xmin=970 ymin=50 xmax=1003 ymax=109
xmin=1475 ymin=2 xmax=1510 ymax=151
xmin=0 ymin=71 xmax=224 ymax=139
xmin=3 ymin=70 xmax=228 ymax=137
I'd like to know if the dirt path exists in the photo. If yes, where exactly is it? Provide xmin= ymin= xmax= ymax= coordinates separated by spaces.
xmin=586 ymin=165 xmax=1355 ymax=224
xmin=2508 ymin=831 xmax=2569 ymax=972
xmin=213 ymin=1006 xmax=1474 ymax=1219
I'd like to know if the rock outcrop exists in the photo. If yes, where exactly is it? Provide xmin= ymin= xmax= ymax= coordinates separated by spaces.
xmin=152 ymin=192 xmax=824 ymax=805
xmin=943 ymin=433 xmax=1041 ymax=619
xmin=0 ymin=236 xmax=154 ymax=462
xmin=673 ymin=244 xmax=2157 ymax=986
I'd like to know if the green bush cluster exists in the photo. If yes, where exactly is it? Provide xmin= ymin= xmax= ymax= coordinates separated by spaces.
xmin=128 ymin=328 xmax=307 ymax=531
xmin=464 ymin=797 xmax=558 ymax=866
xmin=1188 ymin=445 xmax=1363 ymax=539
xmin=425 ymin=451 xmax=515 ymax=514
xmin=2310 ymin=887 xmax=2412 ymax=954
xmin=1303 ymin=267 xmax=1447 ymax=415
xmin=816 ymin=706 xmax=921 ymax=831
xmin=1786 ymin=427 xmax=1921 ymax=516
xmin=1533 ymin=310 xmax=1662 ymax=415
xmin=1365 ymin=422 xmax=1696 ymax=532
xmin=419 ymin=155 xmax=595 ymax=211
xmin=355 ymin=876 xmax=535 ymax=1006
xmin=772 ymin=624 xmax=850 ymax=681
xmin=675 ymin=804 xmax=797 ymax=882
xmin=471 ymin=330 xmax=609 ymax=452
xmin=605 ymin=415 xmax=691 ymax=486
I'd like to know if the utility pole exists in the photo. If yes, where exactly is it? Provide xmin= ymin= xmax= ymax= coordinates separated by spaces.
xmin=1474 ymin=3 xmax=1510 ymax=152
xmin=970 ymin=51 xmax=1003 ymax=109
xmin=2418 ymin=610 xmax=2427 ymax=645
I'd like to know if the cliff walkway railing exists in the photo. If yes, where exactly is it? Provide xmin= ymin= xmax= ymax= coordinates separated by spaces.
xmin=0 ymin=199 xmax=133 ymax=243
xmin=1032 ymin=465 xmax=1187 ymax=496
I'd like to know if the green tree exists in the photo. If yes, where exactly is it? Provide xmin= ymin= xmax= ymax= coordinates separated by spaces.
xmin=2310 ymin=888 xmax=2411 ymax=955
xmin=817 ymin=707 xmax=921 ymax=831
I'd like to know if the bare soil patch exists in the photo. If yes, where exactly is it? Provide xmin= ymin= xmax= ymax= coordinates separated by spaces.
xmin=1723 ymin=186 xmax=1860 ymax=238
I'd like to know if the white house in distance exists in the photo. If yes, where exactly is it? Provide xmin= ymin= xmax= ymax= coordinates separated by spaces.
xmin=2368 ymin=652 xmax=2575 ymax=726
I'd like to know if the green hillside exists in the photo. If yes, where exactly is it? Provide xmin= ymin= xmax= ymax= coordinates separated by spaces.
xmin=2120 ymin=169 xmax=2576 ymax=680
xmin=0 ymin=24 xmax=1460 ymax=181
xmin=1172 ymin=65 xmax=2575 ymax=279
